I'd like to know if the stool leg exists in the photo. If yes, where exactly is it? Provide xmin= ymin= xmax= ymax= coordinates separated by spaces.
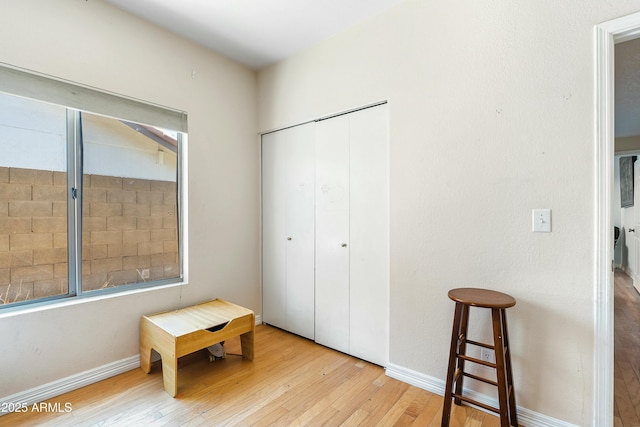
xmin=453 ymin=304 xmax=470 ymax=405
xmin=501 ymin=309 xmax=519 ymax=426
xmin=492 ymin=308 xmax=511 ymax=427
xmin=240 ymin=330 xmax=254 ymax=360
xmin=140 ymin=321 xmax=153 ymax=374
xmin=140 ymin=339 xmax=152 ymax=374
xmin=161 ymin=353 xmax=179 ymax=397
xmin=442 ymin=302 xmax=463 ymax=427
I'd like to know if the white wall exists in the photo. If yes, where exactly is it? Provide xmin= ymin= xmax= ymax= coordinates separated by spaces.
xmin=616 ymin=135 xmax=640 ymax=152
xmin=0 ymin=0 xmax=258 ymax=398
xmin=258 ymin=1 xmax=640 ymax=424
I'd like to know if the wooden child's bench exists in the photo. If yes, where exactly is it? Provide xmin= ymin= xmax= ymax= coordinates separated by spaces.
xmin=140 ymin=298 xmax=255 ymax=397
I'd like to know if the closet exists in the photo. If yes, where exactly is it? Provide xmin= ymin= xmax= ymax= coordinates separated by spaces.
xmin=262 ymin=103 xmax=389 ymax=366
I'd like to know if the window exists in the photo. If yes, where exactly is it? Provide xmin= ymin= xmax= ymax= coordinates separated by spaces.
xmin=0 ymin=65 xmax=187 ymax=309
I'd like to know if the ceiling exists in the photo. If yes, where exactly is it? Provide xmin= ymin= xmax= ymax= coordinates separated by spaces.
xmin=105 ymin=1 xmax=640 ymax=140
xmin=105 ymin=0 xmax=407 ymax=70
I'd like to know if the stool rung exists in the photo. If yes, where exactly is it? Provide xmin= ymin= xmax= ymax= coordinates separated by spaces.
xmin=451 ymin=393 xmax=499 ymax=414
xmin=458 ymin=354 xmax=496 ymax=368
xmin=463 ymin=371 xmax=498 ymax=387
xmin=466 ymin=339 xmax=494 ymax=350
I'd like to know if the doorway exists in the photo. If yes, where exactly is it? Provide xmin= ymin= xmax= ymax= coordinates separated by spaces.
xmin=617 ymin=153 xmax=640 ymax=290
xmin=595 ymin=11 xmax=640 ymax=427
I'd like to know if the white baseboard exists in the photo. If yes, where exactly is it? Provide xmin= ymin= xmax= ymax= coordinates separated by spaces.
xmin=385 ymin=363 xmax=579 ymax=427
xmin=622 ymin=266 xmax=640 ymax=294
xmin=0 ymin=355 xmax=140 ymax=416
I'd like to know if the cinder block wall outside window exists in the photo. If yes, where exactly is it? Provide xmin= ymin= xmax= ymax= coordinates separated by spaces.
xmin=0 ymin=166 xmax=178 ymax=304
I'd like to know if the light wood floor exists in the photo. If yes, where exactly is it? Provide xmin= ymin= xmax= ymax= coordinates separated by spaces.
xmin=0 ymin=324 xmax=501 ymax=427
xmin=614 ymin=269 xmax=640 ymax=427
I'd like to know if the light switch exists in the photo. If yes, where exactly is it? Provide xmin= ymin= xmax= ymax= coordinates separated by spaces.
xmin=532 ymin=209 xmax=551 ymax=232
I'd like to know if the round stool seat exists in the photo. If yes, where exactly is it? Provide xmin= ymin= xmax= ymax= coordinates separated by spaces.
xmin=448 ymin=288 xmax=515 ymax=309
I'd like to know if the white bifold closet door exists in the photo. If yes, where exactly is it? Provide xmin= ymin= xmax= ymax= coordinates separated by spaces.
xmin=262 ymin=123 xmax=315 ymax=340
xmin=315 ymin=104 xmax=389 ymax=366
xmin=315 ymin=115 xmax=351 ymax=354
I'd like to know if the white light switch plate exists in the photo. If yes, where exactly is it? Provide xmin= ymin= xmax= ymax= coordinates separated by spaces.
xmin=532 ymin=209 xmax=551 ymax=232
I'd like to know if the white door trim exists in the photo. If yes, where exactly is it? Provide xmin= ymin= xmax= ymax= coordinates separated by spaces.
xmin=594 ymin=11 xmax=640 ymax=427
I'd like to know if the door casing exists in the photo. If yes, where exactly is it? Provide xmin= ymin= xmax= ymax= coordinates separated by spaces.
xmin=595 ymin=11 xmax=640 ymax=427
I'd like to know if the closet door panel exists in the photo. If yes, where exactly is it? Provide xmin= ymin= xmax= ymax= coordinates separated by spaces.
xmin=315 ymin=116 xmax=350 ymax=353
xmin=284 ymin=123 xmax=316 ymax=339
xmin=348 ymin=104 xmax=389 ymax=366
xmin=261 ymin=131 xmax=287 ymax=330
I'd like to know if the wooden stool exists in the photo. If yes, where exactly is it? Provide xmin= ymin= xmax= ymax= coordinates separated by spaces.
xmin=140 ymin=299 xmax=255 ymax=397
xmin=441 ymin=288 xmax=518 ymax=427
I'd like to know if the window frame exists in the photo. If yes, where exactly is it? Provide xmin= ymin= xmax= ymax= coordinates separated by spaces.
xmin=0 ymin=64 xmax=187 ymax=311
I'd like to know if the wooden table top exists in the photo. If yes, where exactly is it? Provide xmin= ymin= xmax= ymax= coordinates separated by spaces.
xmin=447 ymin=288 xmax=516 ymax=308
xmin=143 ymin=299 xmax=253 ymax=337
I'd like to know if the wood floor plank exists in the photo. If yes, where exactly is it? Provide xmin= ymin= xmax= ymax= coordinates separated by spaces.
xmin=234 ymin=354 xmax=361 ymax=426
xmin=462 ymin=409 xmax=485 ymax=427
xmin=224 ymin=361 xmax=356 ymax=426
xmin=0 ymin=324 xmax=499 ymax=427
xmin=411 ymin=393 xmax=443 ymax=426
xmin=270 ymin=360 xmax=361 ymax=425
xmin=189 ymin=353 xmax=340 ymax=425
xmin=374 ymin=385 xmax=424 ymax=426
xmin=288 ymin=363 xmax=377 ymax=426
xmin=615 ymin=269 xmax=640 ymax=427
xmin=234 ymin=406 xmax=289 ymax=427
xmin=358 ymin=376 xmax=410 ymax=426
xmin=391 ymin=388 xmax=434 ymax=427
xmin=339 ymin=408 xmax=369 ymax=426
xmin=450 ymin=404 xmax=476 ymax=427
xmin=321 ymin=369 xmax=389 ymax=426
